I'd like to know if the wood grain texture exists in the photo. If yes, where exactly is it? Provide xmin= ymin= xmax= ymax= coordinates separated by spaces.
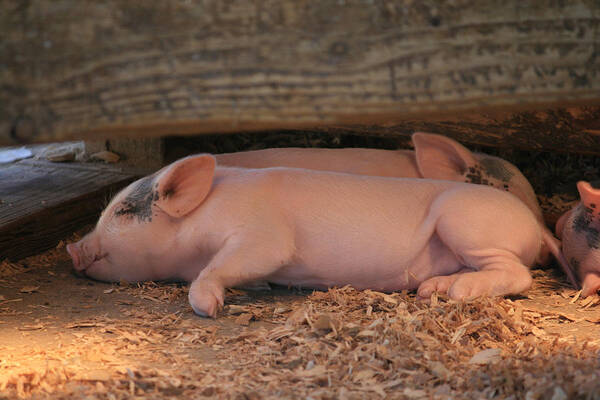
xmin=1 ymin=0 xmax=599 ymax=146
xmin=296 ymin=106 xmax=600 ymax=154
xmin=0 ymin=161 xmax=136 ymax=261
xmin=85 ymin=138 xmax=165 ymax=172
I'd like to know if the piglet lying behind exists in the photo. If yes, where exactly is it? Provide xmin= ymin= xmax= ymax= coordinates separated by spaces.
xmin=217 ymin=132 xmax=546 ymax=228
xmin=68 ymin=155 xmax=542 ymax=317
xmin=216 ymin=132 xmax=554 ymax=267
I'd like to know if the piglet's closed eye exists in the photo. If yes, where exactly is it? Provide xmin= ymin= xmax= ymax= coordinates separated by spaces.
xmin=154 ymin=154 xmax=216 ymax=218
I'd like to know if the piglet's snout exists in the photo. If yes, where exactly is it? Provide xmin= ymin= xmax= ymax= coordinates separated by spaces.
xmin=66 ymin=242 xmax=85 ymax=272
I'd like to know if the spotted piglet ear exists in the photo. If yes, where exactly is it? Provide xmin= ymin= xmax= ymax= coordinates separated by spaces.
xmin=577 ymin=181 xmax=600 ymax=215
xmin=154 ymin=154 xmax=216 ymax=218
xmin=412 ymin=132 xmax=478 ymax=181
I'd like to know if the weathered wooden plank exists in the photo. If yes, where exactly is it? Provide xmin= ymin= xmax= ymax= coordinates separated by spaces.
xmin=85 ymin=138 xmax=165 ymax=172
xmin=294 ymin=106 xmax=600 ymax=154
xmin=1 ymin=0 xmax=598 ymax=146
xmin=0 ymin=161 xmax=136 ymax=261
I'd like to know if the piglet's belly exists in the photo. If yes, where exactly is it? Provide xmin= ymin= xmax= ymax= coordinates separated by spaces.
xmin=267 ymin=235 xmax=461 ymax=292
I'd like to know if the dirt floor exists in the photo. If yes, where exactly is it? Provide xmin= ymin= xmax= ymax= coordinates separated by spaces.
xmin=1 ymin=228 xmax=600 ymax=399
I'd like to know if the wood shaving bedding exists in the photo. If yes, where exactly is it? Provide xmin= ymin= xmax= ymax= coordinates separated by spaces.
xmin=0 ymin=198 xmax=599 ymax=398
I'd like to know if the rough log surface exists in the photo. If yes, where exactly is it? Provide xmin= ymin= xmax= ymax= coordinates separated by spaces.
xmin=0 ymin=161 xmax=135 ymax=261
xmin=301 ymin=107 xmax=600 ymax=154
xmin=1 ymin=0 xmax=599 ymax=146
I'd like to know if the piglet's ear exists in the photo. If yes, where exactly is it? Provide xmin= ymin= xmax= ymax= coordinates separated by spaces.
xmin=154 ymin=154 xmax=216 ymax=218
xmin=577 ymin=181 xmax=600 ymax=210
xmin=412 ymin=132 xmax=478 ymax=181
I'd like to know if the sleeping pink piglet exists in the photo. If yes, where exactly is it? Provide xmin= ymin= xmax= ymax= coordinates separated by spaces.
xmin=67 ymin=152 xmax=552 ymax=317
xmin=215 ymin=132 xmax=569 ymax=271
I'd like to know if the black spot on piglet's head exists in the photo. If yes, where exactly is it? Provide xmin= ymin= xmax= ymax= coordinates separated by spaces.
xmin=572 ymin=209 xmax=600 ymax=249
xmin=114 ymin=176 xmax=158 ymax=223
xmin=479 ymin=157 xmax=514 ymax=183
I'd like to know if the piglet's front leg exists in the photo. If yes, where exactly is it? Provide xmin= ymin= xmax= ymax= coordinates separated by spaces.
xmin=188 ymin=233 xmax=294 ymax=318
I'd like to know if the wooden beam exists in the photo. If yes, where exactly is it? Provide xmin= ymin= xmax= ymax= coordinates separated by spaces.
xmin=85 ymin=138 xmax=165 ymax=173
xmin=1 ymin=0 xmax=599 ymax=146
xmin=298 ymin=106 xmax=600 ymax=154
xmin=0 ymin=161 xmax=136 ymax=261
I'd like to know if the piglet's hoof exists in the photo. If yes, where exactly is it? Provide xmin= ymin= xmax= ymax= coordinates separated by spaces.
xmin=417 ymin=275 xmax=460 ymax=299
xmin=447 ymin=279 xmax=485 ymax=301
xmin=188 ymin=280 xmax=225 ymax=318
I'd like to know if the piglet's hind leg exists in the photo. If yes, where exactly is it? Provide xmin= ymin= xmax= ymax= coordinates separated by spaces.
xmin=418 ymin=252 xmax=533 ymax=300
xmin=429 ymin=187 xmax=539 ymax=299
xmin=446 ymin=254 xmax=532 ymax=300
xmin=417 ymin=267 xmax=471 ymax=299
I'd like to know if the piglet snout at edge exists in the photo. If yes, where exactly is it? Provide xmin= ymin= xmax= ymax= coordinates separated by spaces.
xmin=66 ymin=243 xmax=81 ymax=270
xmin=66 ymin=237 xmax=105 ymax=275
